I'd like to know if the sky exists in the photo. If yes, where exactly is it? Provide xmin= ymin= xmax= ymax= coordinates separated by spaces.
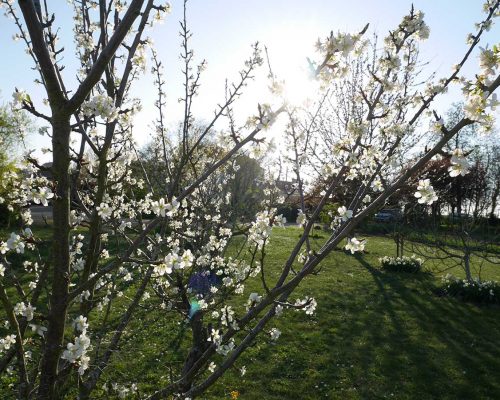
xmin=0 ymin=0 xmax=498 ymax=160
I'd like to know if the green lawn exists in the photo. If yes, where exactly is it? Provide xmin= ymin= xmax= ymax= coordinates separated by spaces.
xmin=1 ymin=226 xmax=500 ymax=399
xmin=91 ymin=227 xmax=500 ymax=399
xmin=195 ymin=228 xmax=500 ymax=399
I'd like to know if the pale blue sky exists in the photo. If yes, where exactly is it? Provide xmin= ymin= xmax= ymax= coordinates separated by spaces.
xmin=0 ymin=0 xmax=498 ymax=157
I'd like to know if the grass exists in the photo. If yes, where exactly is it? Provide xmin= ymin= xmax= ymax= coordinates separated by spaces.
xmin=195 ymin=228 xmax=500 ymax=399
xmin=1 ymin=226 xmax=500 ymax=399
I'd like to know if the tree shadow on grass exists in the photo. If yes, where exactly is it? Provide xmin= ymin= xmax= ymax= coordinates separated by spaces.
xmin=329 ymin=254 xmax=500 ymax=399
xmin=243 ymin=254 xmax=500 ymax=400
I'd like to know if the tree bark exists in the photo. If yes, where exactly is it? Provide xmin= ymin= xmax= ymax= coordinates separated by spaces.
xmin=464 ymin=251 xmax=472 ymax=282
xmin=490 ymin=182 xmax=499 ymax=220
xmin=37 ymin=114 xmax=71 ymax=400
xmin=180 ymin=312 xmax=209 ymax=393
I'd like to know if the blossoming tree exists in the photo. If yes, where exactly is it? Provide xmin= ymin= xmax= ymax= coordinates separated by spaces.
xmin=0 ymin=0 xmax=499 ymax=399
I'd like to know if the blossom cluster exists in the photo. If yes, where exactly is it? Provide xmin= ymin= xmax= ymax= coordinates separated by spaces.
xmin=296 ymin=209 xmax=307 ymax=226
xmin=414 ymin=179 xmax=438 ymax=205
xmin=101 ymin=382 xmax=139 ymax=399
xmin=246 ymin=292 xmax=262 ymax=310
xmin=0 ymin=162 xmax=54 ymax=226
xmin=337 ymin=206 xmax=353 ymax=222
xmin=155 ymin=248 xmax=194 ymax=276
xmin=11 ymin=89 xmax=29 ymax=107
xmin=294 ymin=296 xmax=318 ymax=315
xmin=151 ymin=197 xmax=179 ymax=217
xmin=209 ymin=327 xmax=236 ymax=356
xmin=13 ymin=301 xmax=36 ymax=321
xmin=269 ymin=327 xmax=281 ymax=341
xmin=344 ymin=237 xmax=365 ymax=254
xmin=246 ymin=103 xmax=277 ymax=131
xmin=1 ymin=232 xmax=25 ymax=254
xmin=448 ymin=149 xmax=469 ymax=177
xmin=81 ymin=94 xmax=119 ymax=121
xmin=461 ymin=44 xmax=499 ymax=133
xmin=61 ymin=316 xmax=91 ymax=375
xmin=399 ymin=10 xmax=430 ymax=40
xmin=248 ymin=209 xmax=285 ymax=248
xmin=0 ymin=335 xmax=16 ymax=353
xmin=314 ymin=31 xmax=364 ymax=82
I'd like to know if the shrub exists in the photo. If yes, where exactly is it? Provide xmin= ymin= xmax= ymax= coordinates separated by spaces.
xmin=318 ymin=203 xmax=339 ymax=225
xmin=277 ymin=205 xmax=298 ymax=223
xmin=359 ymin=221 xmax=391 ymax=235
xmin=441 ymin=274 xmax=500 ymax=304
xmin=379 ymin=255 xmax=423 ymax=273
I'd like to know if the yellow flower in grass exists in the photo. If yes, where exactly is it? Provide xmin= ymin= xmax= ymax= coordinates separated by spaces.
xmin=230 ymin=390 xmax=240 ymax=399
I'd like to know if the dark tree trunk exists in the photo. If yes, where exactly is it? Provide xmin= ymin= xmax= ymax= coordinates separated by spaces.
xmin=180 ymin=313 xmax=209 ymax=393
xmin=37 ymin=114 xmax=71 ymax=399
xmin=464 ymin=251 xmax=472 ymax=282
xmin=490 ymin=183 xmax=499 ymax=220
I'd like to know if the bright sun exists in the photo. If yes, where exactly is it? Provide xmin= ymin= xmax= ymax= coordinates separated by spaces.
xmin=281 ymin=65 xmax=319 ymax=106
xmin=269 ymin=26 xmax=321 ymax=107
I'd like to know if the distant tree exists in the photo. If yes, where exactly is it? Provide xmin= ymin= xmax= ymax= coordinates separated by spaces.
xmin=417 ymin=157 xmax=483 ymax=217
xmin=0 ymin=103 xmax=31 ymax=167
xmin=486 ymin=145 xmax=500 ymax=219
xmin=443 ymin=102 xmax=477 ymax=152
xmin=408 ymin=202 xmax=499 ymax=282
xmin=228 ymin=154 xmax=265 ymax=222
xmin=0 ymin=103 xmax=33 ymax=226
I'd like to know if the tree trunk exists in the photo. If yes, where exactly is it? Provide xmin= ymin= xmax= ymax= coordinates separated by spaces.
xmin=456 ymin=179 xmax=463 ymax=218
xmin=80 ymin=122 xmax=117 ymax=317
xmin=180 ymin=313 xmax=208 ymax=393
xmin=395 ymin=233 xmax=400 ymax=258
xmin=464 ymin=252 xmax=472 ymax=283
xmin=37 ymin=114 xmax=71 ymax=400
xmin=490 ymin=182 xmax=499 ymax=220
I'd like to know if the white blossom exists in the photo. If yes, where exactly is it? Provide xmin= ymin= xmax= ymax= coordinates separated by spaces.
xmin=151 ymin=198 xmax=168 ymax=217
xmin=5 ymin=233 xmax=25 ymax=254
xmin=479 ymin=46 xmax=498 ymax=75
xmin=269 ymin=328 xmax=281 ymax=341
xmin=337 ymin=206 xmax=353 ymax=221
xmin=61 ymin=332 xmax=91 ymax=375
xmin=248 ymin=210 xmax=273 ymax=248
xmin=73 ymin=315 xmax=89 ymax=333
xmin=275 ymin=304 xmax=284 ymax=317
xmin=345 ymin=237 xmax=365 ymax=254
xmin=96 ymin=203 xmax=113 ymax=220
xmin=0 ymin=335 xmax=16 ymax=352
xmin=12 ymin=89 xmax=28 ymax=107
xmin=82 ymin=94 xmax=118 ymax=121
xmin=30 ymin=324 xmax=47 ymax=337
xmin=414 ymin=179 xmax=438 ymax=205
xmin=31 ymin=187 xmax=54 ymax=206
xmin=296 ymin=209 xmax=307 ymax=226
xmin=448 ymin=149 xmax=469 ymax=177
xmin=294 ymin=297 xmax=318 ymax=315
